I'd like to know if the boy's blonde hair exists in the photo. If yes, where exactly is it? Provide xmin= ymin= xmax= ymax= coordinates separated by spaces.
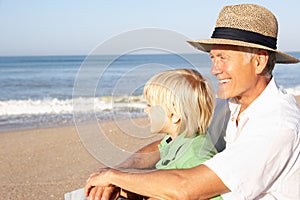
xmin=143 ymin=69 xmax=215 ymax=137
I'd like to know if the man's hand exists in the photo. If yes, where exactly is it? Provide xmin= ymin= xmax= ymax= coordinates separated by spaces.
xmin=85 ymin=169 xmax=116 ymax=200
xmin=84 ymin=139 xmax=161 ymax=199
xmin=85 ymin=186 xmax=120 ymax=200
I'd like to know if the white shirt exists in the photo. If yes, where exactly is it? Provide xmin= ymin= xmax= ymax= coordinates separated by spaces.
xmin=205 ymin=78 xmax=300 ymax=200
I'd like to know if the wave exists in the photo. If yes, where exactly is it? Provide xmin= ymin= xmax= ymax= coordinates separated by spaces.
xmin=0 ymin=95 xmax=147 ymax=116
xmin=1 ymin=85 xmax=300 ymax=117
xmin=285 ymin=85 xmax=300 ymax=96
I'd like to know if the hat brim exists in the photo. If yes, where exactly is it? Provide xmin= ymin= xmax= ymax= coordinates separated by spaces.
xmin=187 ymin=38 xmax=299 ymax=64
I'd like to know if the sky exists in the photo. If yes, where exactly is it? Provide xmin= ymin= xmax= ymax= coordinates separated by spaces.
xmin=1 ymin=0 xmax=300 ymax=56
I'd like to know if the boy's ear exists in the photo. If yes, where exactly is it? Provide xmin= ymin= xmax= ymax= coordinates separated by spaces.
xmin=171 ymin=113 xmax=181 ymax=124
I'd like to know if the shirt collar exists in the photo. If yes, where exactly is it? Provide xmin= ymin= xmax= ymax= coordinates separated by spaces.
xmin=228 ymin=78 xmax=279 ymax=118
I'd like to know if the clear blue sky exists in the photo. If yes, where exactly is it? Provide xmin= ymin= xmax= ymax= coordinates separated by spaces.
xmin=1 ymin=0 xmax=300 ymax=56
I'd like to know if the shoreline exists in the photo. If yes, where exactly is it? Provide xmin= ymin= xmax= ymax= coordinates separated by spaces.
xmin=1 ymin=96 xmax=299 ymax=199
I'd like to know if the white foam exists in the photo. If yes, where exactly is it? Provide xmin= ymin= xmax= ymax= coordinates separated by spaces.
xmin=0 ymin=98 xmax=73 ymax=116
xmin=285 ymin=85 xmax=300 ymax=96
xmin=2 ymin=85 xmax=298 ymax=117
xmin=0 ymin=95 xmax=147 ymax=116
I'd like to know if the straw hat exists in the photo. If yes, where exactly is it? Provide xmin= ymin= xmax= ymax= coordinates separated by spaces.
xmin=187 ymin=4 xmax=299 ymax=64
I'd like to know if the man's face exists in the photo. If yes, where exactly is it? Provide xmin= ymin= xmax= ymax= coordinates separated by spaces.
xmin=209 ymin=45 xmax=259 ymax=102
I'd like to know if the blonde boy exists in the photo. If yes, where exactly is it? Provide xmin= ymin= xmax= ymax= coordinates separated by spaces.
xmin=143 ymin=68 xmax=216 ymax=168
xmin=143 ymin=69 xmax=222 ymax=199
xmin=85 ymin=68 xmax=222 ymax=200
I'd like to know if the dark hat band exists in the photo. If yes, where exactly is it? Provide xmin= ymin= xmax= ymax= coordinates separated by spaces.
xmin=211 ymin=27 xmax=277 ymax=49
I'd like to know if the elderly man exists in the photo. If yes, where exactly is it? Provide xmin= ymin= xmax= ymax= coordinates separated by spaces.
xmin=85 ymin=4 xmax=300 ymax=200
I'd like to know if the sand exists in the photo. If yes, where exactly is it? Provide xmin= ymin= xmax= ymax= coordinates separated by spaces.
xmin=0 ymin=118 xmax=161 ymax=199
xmin=1 ymin=97 xmax=300 ymax=199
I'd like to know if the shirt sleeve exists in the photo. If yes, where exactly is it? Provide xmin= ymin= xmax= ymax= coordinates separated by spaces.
xmin=204 ymin=126 xmax=298 ymax=199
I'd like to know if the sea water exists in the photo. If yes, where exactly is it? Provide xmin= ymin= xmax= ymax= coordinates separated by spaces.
xmin=1 ymin=53 xmax=300 ymax=132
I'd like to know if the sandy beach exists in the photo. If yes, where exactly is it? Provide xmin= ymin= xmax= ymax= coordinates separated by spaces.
xmin=0 ymin=118 xmax=162 ymax=199
xmin=1 ymin=97 xmax=300 ymax=199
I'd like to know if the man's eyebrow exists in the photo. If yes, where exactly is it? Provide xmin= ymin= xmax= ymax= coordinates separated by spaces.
xmin=209 ymin=53 xmax=223 ymax=57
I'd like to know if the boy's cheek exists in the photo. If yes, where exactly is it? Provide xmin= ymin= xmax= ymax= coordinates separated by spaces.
xmin=149 ymin=105 xmax=167 ymax=133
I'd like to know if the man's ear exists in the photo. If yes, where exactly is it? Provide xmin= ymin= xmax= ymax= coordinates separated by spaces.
xmin=255 ymin=50 xmax=269 ymax=74
xmin=171 ymin=113 xmax=181 ymax=124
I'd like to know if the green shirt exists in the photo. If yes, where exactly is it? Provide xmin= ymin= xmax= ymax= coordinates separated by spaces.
xmin=156 ymin=132 xmax=223 ymax=200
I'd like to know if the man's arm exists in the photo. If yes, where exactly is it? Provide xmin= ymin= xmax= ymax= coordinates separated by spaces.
xmin=115 ymin=139 xmax=161 ymax=169
xmin=87 ymin=139 xmax=161 ymax=200
xmin=86 ymin=164 xmax=229 ymax=200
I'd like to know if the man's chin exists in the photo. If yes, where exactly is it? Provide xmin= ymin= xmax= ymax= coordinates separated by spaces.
xmin=217 ymin=93 xmax=228 ymax=99
xmin=217 ymin=89 xmax=232 ymax=99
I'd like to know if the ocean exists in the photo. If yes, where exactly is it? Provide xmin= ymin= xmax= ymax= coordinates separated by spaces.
xmin=1 ymin=53 xmax=300 ymax=132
